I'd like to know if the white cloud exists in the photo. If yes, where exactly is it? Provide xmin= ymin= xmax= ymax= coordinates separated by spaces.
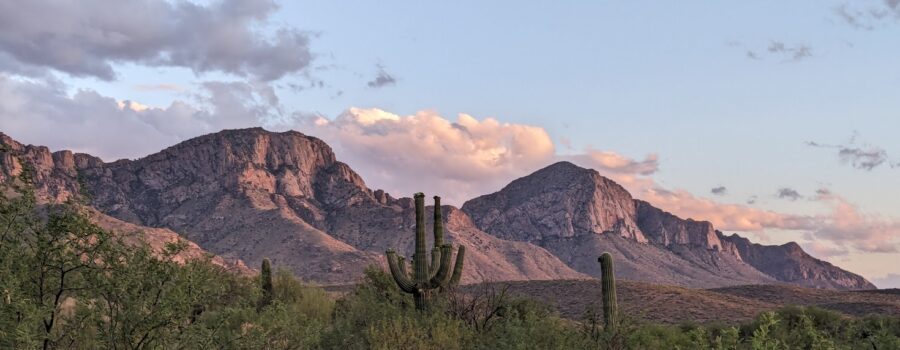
xmin=0 ymin=74 xmax=278 ymax=160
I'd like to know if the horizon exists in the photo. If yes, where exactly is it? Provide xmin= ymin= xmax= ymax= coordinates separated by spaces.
xmin=1 ymin=0 xmax=899 ymax=288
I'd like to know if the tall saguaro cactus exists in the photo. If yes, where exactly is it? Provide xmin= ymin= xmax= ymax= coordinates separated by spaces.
xmin=386 ymin=193 xmax=466 ymax=310
xmin=598 ymin=252 xmax=618 ymax=332
xmin=258 ymin=258 xmax=274 ymax=312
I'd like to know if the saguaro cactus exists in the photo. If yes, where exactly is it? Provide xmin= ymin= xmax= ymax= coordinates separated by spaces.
xmin=258 ymin=258 xmax=274 ymax=312
xmin=386 ymin=193 xmax=466 ymax=310
xmin=598 ymin=252 xmax=618 ymax=332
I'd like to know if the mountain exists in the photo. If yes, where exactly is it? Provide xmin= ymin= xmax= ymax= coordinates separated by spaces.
xmin=1 ymin=129 xmax=583 ymax=284
xmin=0 ymin=129 xmax=874 ymax=289
xmin=0 ymin=133 xmax=251 ymax=274
xmin=462 ymin=161 xmax=874 ymax=290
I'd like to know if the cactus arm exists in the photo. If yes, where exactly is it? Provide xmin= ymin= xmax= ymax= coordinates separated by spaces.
xmin=599 ymin=252 xmax=618 ymax=332
xmin=429 ymin=246 xmax=441 ymax=279
xmin=433 ymin=196 xmax=444 ymax=247
xmin=387 ymin=250 xmax=416 ymax=293
xmin=448 ymin=245 xmax=466 ymax=286
xmin=398 ymin=256 xmax=408 ymax=278
xmin=430 ymin=244 xmax=453 ymax=288
xmin=413 ymin=193 xmax=428 ymax=285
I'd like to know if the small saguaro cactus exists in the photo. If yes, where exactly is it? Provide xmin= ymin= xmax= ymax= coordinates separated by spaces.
xmin=386 ymin=193 xmax=466 ymax=310
xmin=598 ymin=252 xmax=618 ymax=332
xmin=258 ymin=258 xmax=274 ymax=312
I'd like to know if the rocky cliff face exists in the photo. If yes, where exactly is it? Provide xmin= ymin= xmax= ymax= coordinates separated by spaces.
xmin=463 ymin=161 xmax=874 ymax=290
xmin=9 ymin=129 xmax=583 ymax=284
xmin=0 ymin=133 xmax=250 ymax=274
xmin=461 ymin=161 xmax=647 ymax=243
xmin=1 ymin=130 xmax=875 ymax=289
xmin=721 ymin=234 xmax=874 ymax=290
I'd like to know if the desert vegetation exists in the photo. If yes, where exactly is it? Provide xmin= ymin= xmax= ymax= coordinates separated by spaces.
xmin=2 ymin=175 xmax=900 ymax=349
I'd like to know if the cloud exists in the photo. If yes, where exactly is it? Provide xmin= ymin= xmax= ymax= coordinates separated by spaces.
xmin=802 ymin=240 xmax=850 ymax=258
xmin=776 ymin=188 xmax=803 ymax=201
xmin=766 ymin=41 xmax=814 ymax=61
xmin=254 ymin=107 xmax=900 ymax=256
xmin=295 ymin=108 xmax=557 ymax=204
xmin=562 ymin=149 xmax=659 ymax=176
xmin=872 ymin=273 xmax=900 ymax=289
xmin=0 ymin=0 xmax=312 ymax=81
xmin=622 ymin=179 xmax=815 ymax=233
xmin=807 ymin=135 xmax=893 ymax=171
xmin=835 ymin=1 xmax=900 ymax=29
xmin=366 ymin=64 xmax=396 ymax=88
xmin=0 ymin=74 xmax=280 ymax=160
xmin=740 ymin=41 xmax=814 ymax=62
xmin=615 ymin=175 xmax=900 ymax=255
xmin=134 ymin=84 xmax=184 ymax=92
xmin=5 ymin=92 xmax=898 ymax=255
xmin=808 ymin=190 xmax=900 ymax=253
xmin=711 ymin=186 xmax=728 ymax=196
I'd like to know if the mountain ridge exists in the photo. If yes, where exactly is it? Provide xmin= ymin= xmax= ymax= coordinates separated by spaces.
xmin=0 ymin=129 xmax=874 ymax=289
xmin=462 ymin=161 xmax=874 ymax=290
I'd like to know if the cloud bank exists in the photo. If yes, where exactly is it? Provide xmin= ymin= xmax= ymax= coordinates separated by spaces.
xmin=0 ymin=75 xmax=279 ymax=159
xmin=0 ymin=0 xmax=312 ymax=81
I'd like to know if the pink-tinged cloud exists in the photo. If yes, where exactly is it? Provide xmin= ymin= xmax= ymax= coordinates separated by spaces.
xmin=603 ymin=174 xmax=815 ymax=232
xmin=298 ymin=107 xmax=900 ymax=257
xmin=802 ymin=241 xmax=850 ymax=258
xmin=608 ymin=173 xmax=899 ymax=255
xmin=810 ymin=190 xmax=900 ymax=253
xmin=562 ymin=148 xmax=659 ymax=176
xmin=298 ymin=108 xmax=557 ymax=204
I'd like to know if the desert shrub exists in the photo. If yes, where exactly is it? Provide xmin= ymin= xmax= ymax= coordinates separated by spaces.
xmin=624 ymin=323 xmax=694 ymax=349
xmin=472 ymin=298 xmax=596 ymax=349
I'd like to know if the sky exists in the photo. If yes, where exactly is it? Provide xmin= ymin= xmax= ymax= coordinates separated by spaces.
xmin=1 ymin=0 xmax=899 ymax=286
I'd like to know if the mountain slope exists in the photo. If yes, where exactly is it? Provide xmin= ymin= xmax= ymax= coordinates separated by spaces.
xmin=2 ymin=130 xmax=874 ymax=289
xmin=44 ymin=128 xmax=583 ymax=283
xmin=0 ymin=133 xmax=250 ymax=273
xmin=462 ymin=161 xmax=874 ymax=290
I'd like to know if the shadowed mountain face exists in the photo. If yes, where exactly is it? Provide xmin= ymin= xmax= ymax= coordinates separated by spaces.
xmin=0 ymin=129 xmax=875 ymax=289
xmin=462 ymin=161 xmax=874 ymax=290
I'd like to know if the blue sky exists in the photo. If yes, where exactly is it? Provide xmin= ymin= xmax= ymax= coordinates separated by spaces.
xmin=1 ymin=0 xmax=899 ymax=286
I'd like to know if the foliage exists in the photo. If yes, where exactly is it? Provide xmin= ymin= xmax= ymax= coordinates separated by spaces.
xmin=2 ymin=178 xmax=900 ymax=349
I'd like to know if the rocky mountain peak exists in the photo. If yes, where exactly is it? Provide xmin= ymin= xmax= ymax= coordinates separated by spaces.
xmin=462 ymin=161 xmax=647 ymax=243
